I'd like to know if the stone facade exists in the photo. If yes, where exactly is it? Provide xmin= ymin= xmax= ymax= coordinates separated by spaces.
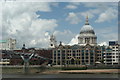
xmin=78 ymin=16 xmax=97 ymax=46
xmin=52 ymin=16 xmax=104 ymax=66
xmin=52 ymin=43 xmax=106 ymax=66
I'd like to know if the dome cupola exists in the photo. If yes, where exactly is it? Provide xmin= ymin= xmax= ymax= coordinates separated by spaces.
xmin=80 ymin=15 xmax=95 ymax=34
xmin=78 ymin=16 xmax=97 ymax=46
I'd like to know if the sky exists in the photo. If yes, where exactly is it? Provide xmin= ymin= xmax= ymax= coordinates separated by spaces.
xmin=0 ymin=1 xmax=118 ymax=48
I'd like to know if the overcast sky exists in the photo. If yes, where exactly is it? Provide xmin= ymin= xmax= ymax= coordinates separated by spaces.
xmin=0 ymin=1 xmax=118 ymax=48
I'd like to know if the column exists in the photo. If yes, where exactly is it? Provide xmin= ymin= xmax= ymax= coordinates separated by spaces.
xmin=52 ymin=50 xmax=54 ymax=65
xmin=60 ymin=50 xmax=62 ymax=66
xmin=56 ymin=50 xmax=58 ymax=65
xmin=90 ymin=37 xmax=92 ymax=44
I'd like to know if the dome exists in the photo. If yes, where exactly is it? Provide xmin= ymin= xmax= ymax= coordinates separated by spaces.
xmin=80 ymin=15 xmax=95 ymax=35
xmin=80 ymin=25 xmax=95 ymax=34
xmin=78 ymin=15 xmax=97 ymax=46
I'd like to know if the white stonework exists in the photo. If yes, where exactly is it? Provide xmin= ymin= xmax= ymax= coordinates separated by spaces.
xmin=49 ymin=34 xmax=57 ymax=48
xmin=0 ymin=38 xmax=16 ymax=50
xmin=78 ymin=16 xmax=97 ymax=46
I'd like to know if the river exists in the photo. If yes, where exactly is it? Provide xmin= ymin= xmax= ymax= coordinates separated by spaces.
xmin=2 ymin=73 xmax=119 ymax=78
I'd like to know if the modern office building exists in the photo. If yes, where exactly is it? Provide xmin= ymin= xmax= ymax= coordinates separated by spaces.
xmin=104 ymin=41 xmax=119 ymax=65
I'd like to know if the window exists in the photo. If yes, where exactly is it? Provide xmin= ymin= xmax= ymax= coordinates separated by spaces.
xmin=86 ymin=57 xmax=88 ymax=59
xmin=54 ymin=53 xmax=56 ymax=56
xmin=62 ymin=54 xmax=65 ymax=57
xmin=67 ymin=50 xmax=69 ymax=53
xmin=82 ymin=57 xmax=84 ymax=59
xmin=82 ymin=60 xmax=84 ymax=63
xmin=58 ymin=53 xmax=60 ymax=56
xmin=73 ymin=50 xmax=75 ymax=53
xmin=58 ymin=61 xmax=60 ymax=65
xmin=54 ymin=51 xmax=56 ymax=53
xmin=86 ymin=50 xmax=88 ymax=53
xmin=58 ymin=50 xmax=60 ymax=53
xmin=113 ymin=59 xmax=115 ymax=61
xmin=90 ymin=53 xmax=93 ymax=56
xmin=91 ymin=60 xmax=93 ymax=62
xmin=86 ymin=60 xmax=88 ymax=62
xmin=67 ymin=57 xmax=69 ymax=59
xmin=77 ymin=50 xmax=79 ymax=52
xmin=73 ymin=53 xmax=75 ymax=56
xmin=112 ymin=47 xmax=115 ymax=48
xmin=82 ymin=53 xmax=84 ymax=56
xmin=86 ymin=53 xmax=89 ymax=55
xmin=78 ymin=61 xmax=80 ymax=64
xmin=82 ymin=50 xmax=84 ymax=52
xmin=58 ymin=57 xmax=60 ymax=59
xmin=91 ymin=57 xmax=93 ymax=59
xmin=62 ymin=57 xmax=65 ymax=59
xmin=62 ymin=50 xmax=65 ymax=53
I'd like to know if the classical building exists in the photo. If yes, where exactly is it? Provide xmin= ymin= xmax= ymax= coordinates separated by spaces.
xmin=0 ymin=38 xmax=16 ymax=50
xmin=78 ymin=16 xmax=97 ymax=46
xmin=52 ymin=16 xmax=105 ymax=66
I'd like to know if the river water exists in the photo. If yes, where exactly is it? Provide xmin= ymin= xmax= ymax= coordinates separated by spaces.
xmin=2 ymin=73 xmax=119 ymax=78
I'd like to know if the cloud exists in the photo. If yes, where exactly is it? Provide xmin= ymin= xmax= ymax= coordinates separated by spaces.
xmin=2 ymin=2 xmax=58 ymax=48
xmin=95 ymin=26 xmax=118 ymax=45
xmin=66 ymin=12 xmax=81 ymax=24
xmin=65 ymin=5 xmax=77 ymax=9
xmin=82 ymin=2 xmax=118 ymax=8
xmin=80 ymin=8 xmax=102 ymax=19
xmin=80 ymin=3 xmax=118 ymax=23
xmin=98 ymin=42 xmax=108 ymax=46
xmin=0 ymin=2 xmax=2 ymax=40
xmin=53 ymin=30 xmax=75 ymax=45
xmin=1 ymin=2 xmax=118 ymax=48
xmin=65 ymin=8 xmax=100 ymax=24
xmin=6 ymin=0 xmax=119 ymax=2
xmin=65 ymin=2 xmax=81 ymax=9
xmin=68 ymin=34 xmax=79 ymax=45
xmin=65 ymin=3 xmax=117 ymax=24
xmin=95 ymin=8 xmax=117 ymax=23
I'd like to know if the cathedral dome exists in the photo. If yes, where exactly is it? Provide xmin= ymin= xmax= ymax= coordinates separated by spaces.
xmin=80 ymin=25 xmax=95 ymax=34
xmin=78 ymin=15 xmax=97 ymax=46
xmin=80 ymin=16 xmax=95 ymax=35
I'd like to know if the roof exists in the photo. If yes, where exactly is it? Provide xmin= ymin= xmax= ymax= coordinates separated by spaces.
xmin=0 ymin=40 xmax=7 ymax=43
xmin=80 ymin=16 xmax=96 ymax=35
xmin=80 ymin=25 xmax=95 ymax=34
